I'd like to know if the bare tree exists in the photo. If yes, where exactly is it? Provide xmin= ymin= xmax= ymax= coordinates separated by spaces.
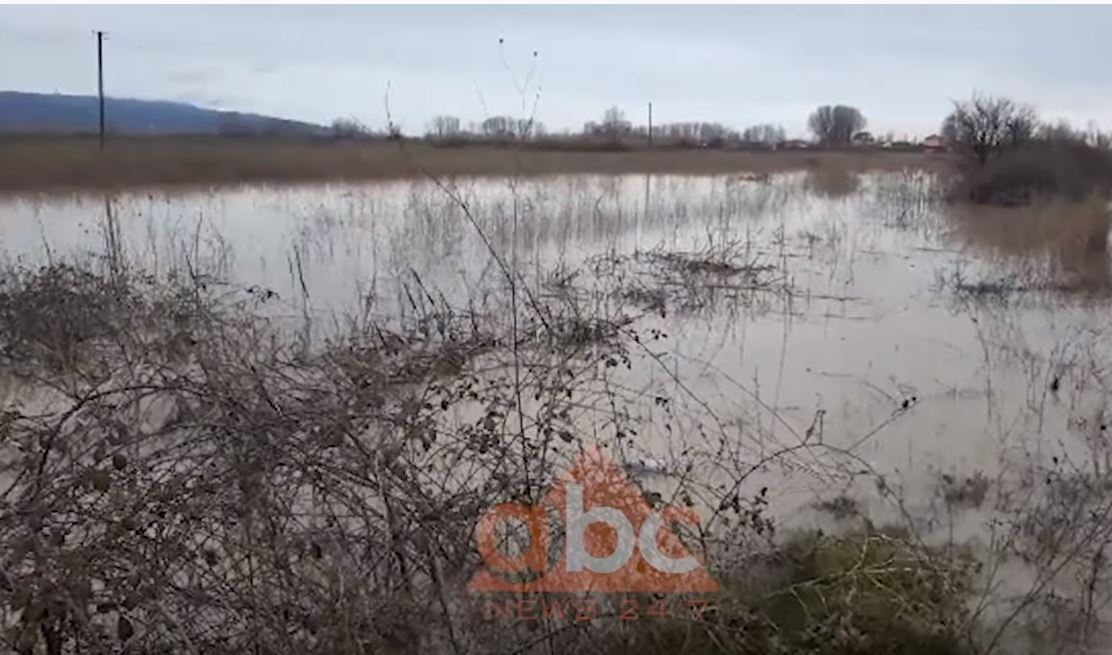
xmin=741 ymin=124 xmax=786 ymax=146
xmin=697 ymin=122 xmax=736 ymax=146
xmin=513 ymin=118 xmax=538 ymax=140
xmin=1034 ymin=118 xmax=1112 ymax=150
xmin=480 ymin=115 xmax=517 ymax=139
xmin=1038 ymin=119 xmax=1086 ymax=144
xmin=1085 ymin=120 xmax=1112 ymax=150
xmin=426 ymin=115 xmax=461 ymax=139
xmin=808 ymin=105 xmax=866 ymax=147
xmin=942 ymin=93 xmax=1038 ymax=164
xmin=646 ymin=122 xmax=736 ymax=147
xmin=600 ymin=106 xmax=632 ymax=141
xmin=330 ymin=117 xmax=371 ymax=139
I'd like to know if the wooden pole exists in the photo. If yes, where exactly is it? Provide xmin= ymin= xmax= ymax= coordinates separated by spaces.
xmin=97 ymin=30 xmax=105 ymax=150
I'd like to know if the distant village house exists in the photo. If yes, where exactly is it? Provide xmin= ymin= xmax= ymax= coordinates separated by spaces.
xmin=922 ymin=134 xmax=946 ymax=153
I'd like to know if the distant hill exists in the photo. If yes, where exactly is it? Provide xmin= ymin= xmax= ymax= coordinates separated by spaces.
xmin=0 ymin=91 xmax=327 ymax=136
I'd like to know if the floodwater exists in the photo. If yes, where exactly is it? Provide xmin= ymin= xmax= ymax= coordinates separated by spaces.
xmin=6 ymin=171 xmax=1112 ymax=644
xmin=3 ymin=172 xmax=1112 ymax=629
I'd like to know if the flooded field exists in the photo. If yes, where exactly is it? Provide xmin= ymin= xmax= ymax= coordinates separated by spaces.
xmin=2 ymin=171 xmax=1112 ymax=653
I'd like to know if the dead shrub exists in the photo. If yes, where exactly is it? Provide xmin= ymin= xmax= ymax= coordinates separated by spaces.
xmin=953 ymin=138 xmax=1112 ymax=206
xmin=0 ymin=264 xmax=141 ymax=372
xmin=0 ymin=257 xmax=987 ymax=655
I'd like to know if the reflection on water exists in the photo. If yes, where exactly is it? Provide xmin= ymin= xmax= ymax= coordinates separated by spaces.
xmin=2 ymin=174 xmax=1111 ymax=518
xmin=804 ymin=165 xmax=861 ymax=199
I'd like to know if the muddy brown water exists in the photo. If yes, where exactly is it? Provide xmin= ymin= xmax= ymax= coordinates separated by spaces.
xmin=3 ymin=172 xmax=1112 ymax=644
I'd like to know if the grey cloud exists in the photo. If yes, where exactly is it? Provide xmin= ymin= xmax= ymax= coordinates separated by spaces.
xmin=2 ymin=5 xmax=1111 ymax=136
xmin=168 ymin=68 xmax=221 ymax=85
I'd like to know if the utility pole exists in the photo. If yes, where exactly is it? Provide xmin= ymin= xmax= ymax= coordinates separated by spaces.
xmin=96 ymin=30 xmax=105 ymax=150
xmin=647 ymin=102 xmax=653 ymax=148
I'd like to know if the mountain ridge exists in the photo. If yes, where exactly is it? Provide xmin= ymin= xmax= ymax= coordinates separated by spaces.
xmin=0 ymin=91 xmax=326 ymax=136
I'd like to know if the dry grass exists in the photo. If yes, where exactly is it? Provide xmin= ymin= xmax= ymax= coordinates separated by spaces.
xmin=0 ymin=134 xmax=953 ymax=192
xmin=945 ymin=195 xmax=1111 ymax=291
xmin=949 ymin=196 xmax=1109 ymax=257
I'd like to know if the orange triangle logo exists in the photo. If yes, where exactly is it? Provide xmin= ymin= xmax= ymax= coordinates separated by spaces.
xmin=469 ymin=443 xmax=719 ymax=593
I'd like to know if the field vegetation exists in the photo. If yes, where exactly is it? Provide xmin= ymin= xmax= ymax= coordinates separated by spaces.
xmin=0 ymin=134 xmax=948 ymax=193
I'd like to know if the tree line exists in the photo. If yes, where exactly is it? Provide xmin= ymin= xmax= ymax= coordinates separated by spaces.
xmin=327 ymin=95 xmax=1110 ymax=155
xmin=329 ymin=106 xmax=802 ymax=147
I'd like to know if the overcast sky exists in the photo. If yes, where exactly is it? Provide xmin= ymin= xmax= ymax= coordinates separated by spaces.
xmin=2 ymin=5 xmax=1111 ymax=138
